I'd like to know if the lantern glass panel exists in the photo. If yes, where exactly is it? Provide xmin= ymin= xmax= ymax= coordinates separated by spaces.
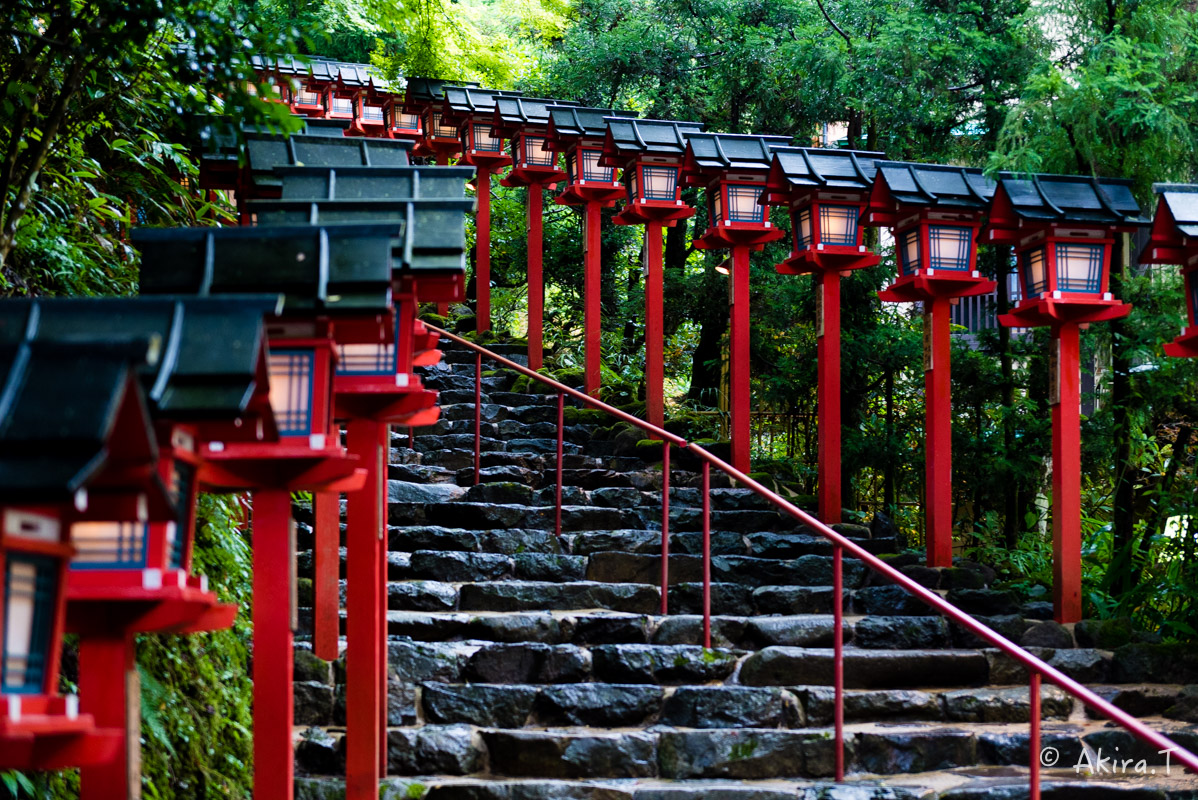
xmin=794 ymin=207 xmax=813 ymax=249
xmin=1021 ymin=245 xmax=1049 ymax=297
xmin=168 ymin=459 xmax=196 ymax=569
xmin=71 ymin=522 xmax=147 ymax=568
xmin=430 ymin=111 xmax=457 ymax=139
xmin=899 ymin=228 xmax=921 ymax=276
xmin=472 ymin=123 xmax=502 ymax=152
xmin=521 ymin=136 xmax=553 ymax=167
xmin=819 ymin=204 xmax=859 ymax=246
xmin=581 ymin=149 xmax=611 ymax=182
xmin=337 ymin=342 xmax=397 ymax=375
xmin=2 ymin=555 xmax=55 ymax=694
xmin=726 ymin=184 xmax=763 ymax=223
xmin=392 ymin=112 xmax=420 ymax=132
xmin=269 ymin=349 xmax=315 ymax=436
xmin=710 ymin=191 xmax=722 ymax=225
xmin=331 ymin=97 xmax=353 ymax=116
xmin=1056 ymin=243 xmax=1105 ymax=293
xmin=927 ymin=225 xmax=972 ymax=271
xmin=640 ymin=166 xmax=678 ymax=201
xmin=362 ymin=104 xmax=385 ymax=122
xmin=297 ymin=89 xmax=321 ymax=106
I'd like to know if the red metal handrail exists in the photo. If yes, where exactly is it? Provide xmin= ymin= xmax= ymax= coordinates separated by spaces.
xmin=428 ymin=324 xmax=1198 ymax=791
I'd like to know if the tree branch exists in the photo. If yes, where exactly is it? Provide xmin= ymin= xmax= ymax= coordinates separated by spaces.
xmin=814 ymin=0 xmax=853 ymax=50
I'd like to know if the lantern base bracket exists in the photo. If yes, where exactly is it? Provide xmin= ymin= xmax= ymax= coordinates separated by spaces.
xmin=775 ymin=249 xmax=880 ymax=275
xmin=555 ymin=185 xmax=625 ymax=207
xmin=0 ymin=700 xmax=120 ymax=771
xmin=998 ymin=296 xmax=1131 ymax=328
xmin=694 ymin=227 xmax=785 ymax=251
xmin=879 ymin=272 xmax=996 ymax=303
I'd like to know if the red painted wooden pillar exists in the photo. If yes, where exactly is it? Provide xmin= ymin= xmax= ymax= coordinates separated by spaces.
xmin=345 ymin=419 xmax=385 ymax=800
xmin=1051 ymin=323 xmax=1083 ymax=623
xmin=312 ymin=490 xmax=340 ymax=661
xmin=816 ymin=270 xmax=842 ymax=524
xmin=729 ymin=245 xmax=752 ymax=473
xmin=79 ymin=631 xmax=137 ymax=800
xmin=584 ymin=201 xmax=602 ymax=397
xmin=476 ymin=169 xmax=492 ymax=334
xmin=645 ymin=221 xmax=665 ymax=431
xmin=377 ymin=423 xmax=389 ymax=771
xmin=528 ymin=185 xmax=544 ymax=370
xmin=924 ymin=296 xmax=953 ymax=567
xmin=251 ymin=488 xmax=295 ymax=800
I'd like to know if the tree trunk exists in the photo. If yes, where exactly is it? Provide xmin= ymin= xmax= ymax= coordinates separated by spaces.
xmin=992 ymin=245 xmax=1019 ymax=549
xmin=687 ymin=265 xmax=729 ymax=406
xmin=1109 ymin=233 xmax=1138 ymax=595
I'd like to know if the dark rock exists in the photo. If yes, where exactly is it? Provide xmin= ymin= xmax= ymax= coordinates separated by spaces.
xmin=588 ymin=552 xmax=703 ymax=585
xmin=387 ymin=725 xmax=482 ymax=775
xmin=422 ymin=682 xmax=537 ymax=727
xmin=975 ymin=730 xmax=1083 ymax=768
xmin=1085 ymin=685 xmax=1181 ymax=719
xmin=1021 ymin=601 xmax=1056 ymax=620
xmin=461 ymin=482 xmax=535 ymax=505
xmin=464 ymin=643 xmax=591 ymax=684
xmin=387 ymin=678 xmax=417 ymax=726
xmin=1165 ymin=685 xmax=1198 ymax=723
xmin=659 ymin=687 xmax=802 ymax=729
xmin=745 ymin=616 xmax=836 ymax=648
xmin=479 ymin=529 xmax=561 ymax=555
xmin=1074 ymin=617 xmax=1134 ymax=650
xmin=852 ymin=729 xmax=976 ymax=774
xmin=745 ymin=532 xmax=831 ymax=559
xmin=652 ymin=616 xmax=748 ymax=649
xmin=534 ymin=684 xmax=664 ymax=727
xmin=389 ymin=639 xmax=467 ymax=683
xmin=951 ymin=559 xmax=997 ymax=586
xmin=752 ymin=585 xmax=841 ymax=615
xmin=591 ymin=644 xmax=740 ymax=685
xmin=295 ymin=728 xmax=343 ymax=776
xmin=590 ymin=487 xmax=645 ymax=508
xmin=295 ymin=649 xmax=332 ymax=684
xmin=388 ymin=481 xmax=467 ymax=504
xmin=983 ymin=647 xmax=1057 ymax=684
xmin=870 ymin=512 xmax=900 ymax=541
xmin=1048 ymin=649 xmax=1110 ymax=683
xmin=897 ymin=565 xmax=941 ymax=589
xmin=738 ymin=647 xmax=989 ymax=689
xmin=670 ymin=582 xmax=754 ymax=616
xmin=939 ymin=567 xmax=985 ymax=590
xmin=459 ymin=581 xmax=659 ymax=614
xmin=1111 ymin=643 xmax=1198 ymax=684
xmin=1020 ymin=620 xmax=1074 ymax=649
xmin=945 ymin=588 xmax=1021 ymax=616
xmin=804 ymin=687 xmax=941 ymax=725
xmin=853 ymin=585 xmax=928 ymax=616
xmin=461 ymin=613 xmax=568 ymax=644
xmin=389 ymin=526 xmax=482 ymax=553
xmin=572 ymin=615 xmax=651 ymax=645
xmin=514 ymin=553 xmax=588 ymax=582
xmin=949 ymin=614 xmax=1030 ymax=649
xmin=481 ymin=731 xmax=657 ymax=779
xmin=388 ymin=581 xmax=458 ymax=611
xmin=294 ymin=681 xmax=335 ymax=726
xmin=657 ymin=730 xmax=825 ymax=779
xmin=853 ymin=616 xmax=949 ymax=649
xmin=942 ymin=686 xmax=1072 ymax=722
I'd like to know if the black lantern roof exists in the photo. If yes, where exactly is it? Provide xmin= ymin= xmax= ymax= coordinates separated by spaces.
xmin=544 ymin=105 xmax=632 ymax=142
xmin=601 ymin=117 xmax=704 ymax=162
xmin=246 ymin=133 xmax=412 ymax=188
xmin=245 ymin=199 xmax=472 ymax=274
xmin=874 ymin=162 xmax=996 ymax=211
xmin=133 ymin=224 xmax=395 ymax=313
xmin=0 ymin=297 xmax=280 ymax=422
xmin=333 ymin=63 xmax=374 ymax=89
xmin=275 ymin=166 xmax=473 ymax=201
xmin=402 ymin=77 xmax=480 ymax=114
xmin=680 ymin=132 xmax=792 ymax=183
xmin=442 ymin=87 xmax=522 ymax=123
xmin=993 ymin=173 xmax=1147 ymax=226
xmin=0 ymin=339 xmax=160 ymax=501
xmin=766 ymin=146 xmax=888 ymax=193
xmin=491 ymin=97 xmax=578 ymax=137
xmin=1155 ymin=184 xmax=1198 ymax=238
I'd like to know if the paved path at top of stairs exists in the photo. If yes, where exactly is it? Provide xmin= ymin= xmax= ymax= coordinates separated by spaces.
xmin=290 ymin=338 xmax=1198 ymax=800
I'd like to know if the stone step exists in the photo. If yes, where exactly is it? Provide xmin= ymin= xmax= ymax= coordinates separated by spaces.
xmin=738 ymin=646 xmax=991 ymax=689
xmin=389 ymin=502 xmax=642 ymax=531
xmin=294 ymin=773 xmax=1198 ymax=800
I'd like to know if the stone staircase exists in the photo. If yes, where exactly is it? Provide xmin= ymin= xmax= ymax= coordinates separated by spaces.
xmin=290 ymin=337 xmax=1198 ymax=800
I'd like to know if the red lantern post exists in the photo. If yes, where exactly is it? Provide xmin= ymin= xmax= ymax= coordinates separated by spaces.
xmin=601 ymin=118 xmax=704 ymax=430
xmin=989 ymin=173 xmax=1147 ymax=622
xmin=545 ymin=105 xmax=633 ymax=396
xmin=762 ymin=147 xmax=888 ymax=523
xmin=442 ymin=88 xmax=520 ymax=336
xmin=0 ymin=338 xmax=170 ymax=772
xmin=493 ymin=96 xmax=578 ymax=363
xmin=1142 ymin=185 xmax=1198 ymax=357
xmin=864 ymin=163 xmax=996 ymax=567
xmin=680 ymin=133 xmax=790 ymax=472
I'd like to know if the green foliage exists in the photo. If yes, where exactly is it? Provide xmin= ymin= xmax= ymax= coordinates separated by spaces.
xmin=137 ymin=494 xmax=255 ymax=799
